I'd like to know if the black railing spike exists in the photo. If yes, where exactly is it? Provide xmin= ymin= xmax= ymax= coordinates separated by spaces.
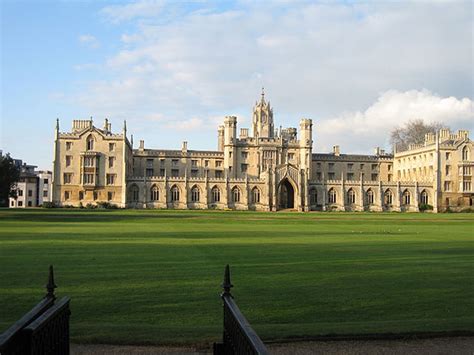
xmin=46 ymin=265 xmax=57 ymax=299
xmin=221 ymin=264 xmax=233 ymax=297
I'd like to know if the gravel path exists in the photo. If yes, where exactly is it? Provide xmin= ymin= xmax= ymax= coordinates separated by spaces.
xmin=71 ymin=336 xmax=474 ymax=354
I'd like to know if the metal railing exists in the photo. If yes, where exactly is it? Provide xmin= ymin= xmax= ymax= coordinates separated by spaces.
xmin=214 ymin=265 xmax=268 ymax=355
xmin=0 ymin=266 xmax=71 ymax=355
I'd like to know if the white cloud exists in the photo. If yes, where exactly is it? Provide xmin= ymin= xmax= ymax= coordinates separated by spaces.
xmin=78 ymin=34 xmax=100 ymax=49
xmin=101 ymin=0 xmax=165 ymax=24
xmin=316 ymin=90 xmax=474 ymax=153
xmin=71 ymin=1 xmax=472 ymax=152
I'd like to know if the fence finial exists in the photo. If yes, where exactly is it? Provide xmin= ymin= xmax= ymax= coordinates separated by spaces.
xmin=46 ymin=265 xmax=57 ymax=299
xmin=221 ymin=264 xmax=233 ymax=296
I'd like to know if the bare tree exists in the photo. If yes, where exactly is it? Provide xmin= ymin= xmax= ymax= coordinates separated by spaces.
xmin=390 ymin=119 xmax=446 ymax=152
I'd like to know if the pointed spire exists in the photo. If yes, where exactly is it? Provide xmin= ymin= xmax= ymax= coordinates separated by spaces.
xmin=261 ymin=87 xmax=265 ymax=103
xmin=45 ymin=265 xmax=57 ymax=299
xmin=123 ymin=120 xmax=127 ymax=132
xmin=56 ymin=118 xmax=60 ymax=131
xmin=221 ymin=264 xmax=233 ymax=297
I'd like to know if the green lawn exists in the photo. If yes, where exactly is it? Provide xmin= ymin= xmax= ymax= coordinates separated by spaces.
xmin=0 ymin=209 xmax=473 ymax=345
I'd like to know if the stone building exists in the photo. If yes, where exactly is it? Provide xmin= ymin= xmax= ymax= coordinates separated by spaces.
xmin=9 ymin=163 xmax=52 ymax=208
xmin=52 ymin=91 xmax=473 ymax=212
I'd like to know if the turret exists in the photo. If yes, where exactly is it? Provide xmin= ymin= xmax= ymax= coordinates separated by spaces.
xmin=224 ymin=116 xmax=237 ymax=178
xmin=217 ymin=125 xmax=225 ymax=151
xmin=224 ymin=116 xmax=237 ymax=145
xmin=252 ymin=88 xmax=274 ymax=138
xmin=299 ymin=118 xmax=313 ymax=171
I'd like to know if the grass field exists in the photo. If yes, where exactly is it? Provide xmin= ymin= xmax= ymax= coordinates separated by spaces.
xmin=0 ymin=209 xmax=473 ymax=345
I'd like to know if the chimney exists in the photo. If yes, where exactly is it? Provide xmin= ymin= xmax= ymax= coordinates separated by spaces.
xmin=240 ymin=128 xmax=249 ymax=139
xmin=374 ymin=147 xmax=380 ymax=155
xmin=139 ymin=140 xmax=145 ymax=150
xmin=439 ymin=128 xmax=450 ymax=140
xmin=182 ymin=141 xmax=188 ymax=153
xmin=333 ymin=145 xmax=340 ymax=156
xmin=457 ymin=130 xmax=469 ymax=140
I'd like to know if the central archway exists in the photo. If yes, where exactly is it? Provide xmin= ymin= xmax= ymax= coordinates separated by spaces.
xmin=279 ymin=178 xmax=295 ymax=209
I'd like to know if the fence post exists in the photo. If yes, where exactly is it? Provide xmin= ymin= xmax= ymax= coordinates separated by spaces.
xmin=221 ymin=264 xmax=233 ymax=298
xmin=45 ymin=265 xmax=57 ymax=300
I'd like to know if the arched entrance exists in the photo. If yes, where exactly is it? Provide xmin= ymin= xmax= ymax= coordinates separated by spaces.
xmin=279 ymin=178 xmax=295 ymax=209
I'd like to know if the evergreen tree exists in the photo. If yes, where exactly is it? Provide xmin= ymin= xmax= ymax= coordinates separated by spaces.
xmin=0 ymin=153 xmax=21 ymax=207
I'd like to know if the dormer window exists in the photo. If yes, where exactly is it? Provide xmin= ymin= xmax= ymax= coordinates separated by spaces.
xmin=87 ymin=135 xmax=94 ymax=151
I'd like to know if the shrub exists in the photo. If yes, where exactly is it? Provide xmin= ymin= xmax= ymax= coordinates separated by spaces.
xmin=419 ymin=204 xmax=433 ymax=212
xmin=97 ymin=201 xmax=118 ymax=209
xmin=42 ymin=202 xmax=56 ymax=208
xmin=85 ymin=203 xmax=96 ymax=209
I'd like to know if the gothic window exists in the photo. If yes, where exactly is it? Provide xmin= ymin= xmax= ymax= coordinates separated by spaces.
xmin=310 ymin=188 xmax=317 ymax=204
xmin=420 ymin=190 xmax=429 ymax=205
xmin=232 ymin=187 xmax=240 ymax=203
xmin=150 ymin=186 xmax=159 ymax=201
xmin=328 ymin=188 xmax=337 ymax=204
xmin=86 ymin=135 xmax=94 ymax=151
xmin=366 ymin=189 xmax=374 ymax=204
xmin=191 ymin=186 xmax=200 ymax=202
xmin=212 ymin=186 xmax=220 ymax=203
xmin=384 ymin=189 xmax=393 ymax=205
xmin=462 ymin=146 xmax=470 ymax=160
xmin=130 ymin=185 xmax=139 ymax=202
xmin=171 ymin=186 xmax=180 ymax=202
xmin=402 ymin=190 xmax=411 ymax=205
xmin=252 ymin=187 xmax=260 ymax=203
xmin=347 ymin=189 xmax=355 ymax=204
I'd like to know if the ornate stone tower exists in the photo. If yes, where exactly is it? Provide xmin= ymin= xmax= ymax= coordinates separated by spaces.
xmin=223 ymin=116 xmax=237 ymax=178
xmin=252 ymin=88 xmax=274 ymax=138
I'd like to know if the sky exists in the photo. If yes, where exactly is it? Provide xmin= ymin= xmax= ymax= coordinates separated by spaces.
xmin=1 ymin=0 xmax=473 ymax=170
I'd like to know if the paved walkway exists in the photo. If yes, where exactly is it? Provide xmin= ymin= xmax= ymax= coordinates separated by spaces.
xmin=71 ymin=336 xmax=474 ymax=354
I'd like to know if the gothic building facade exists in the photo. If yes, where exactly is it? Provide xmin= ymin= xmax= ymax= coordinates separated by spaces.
xmin=52 ymin=92 xmax=473 ymax=212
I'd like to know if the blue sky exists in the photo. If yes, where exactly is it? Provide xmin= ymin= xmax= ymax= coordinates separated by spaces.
xmin=1 ymin=0 xmax=473 ymax=169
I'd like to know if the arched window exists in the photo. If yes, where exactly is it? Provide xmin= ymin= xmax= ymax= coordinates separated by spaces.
xmin=191 ymin=186 xmax=200 ymax=202
xmin=366 ymin=189 xmax=374 ymax=204
xmin=212 ymin=186 xmax=220 ymax=203
xmin=328 ymin=188 xmax=337 ymax=204
xmin=347 ymin=189 xmax=355 ymax=204
xmin=232 ymin=187 xmax=240 ymax=203
xmin=171 ymin=185 xmax=179 ymax=202
xmin=130 ymin=185 xmax=139 ymax=202
xmin=384 ymin=189 xmax=393 ymax=205
xmin=310 ymin=188 xmax=317 ymax=204
xmin=420 ymin=190 xmax=429 ymax=205
xmin=86 ymin=135 xmax=94 ymax=151
xmin=402 ymin=190 xmax=411 ymax=205
xmin=150 ymin=186 xmax=159 ymax=201
xmin=252 ymin=187 xmax=260 ymax=203
xmin=462 ymin=146 xmax=470 ymax=160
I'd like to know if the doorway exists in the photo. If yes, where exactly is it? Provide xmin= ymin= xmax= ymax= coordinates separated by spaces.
xmin=279 ymin=179 xmax=295 ymax=209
